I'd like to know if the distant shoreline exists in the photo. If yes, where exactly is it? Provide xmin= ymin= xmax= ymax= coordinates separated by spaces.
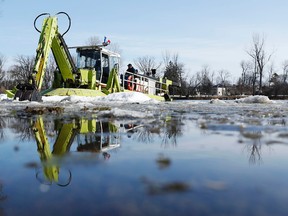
xmin=171 ymin=95 xmax=288 ymax=100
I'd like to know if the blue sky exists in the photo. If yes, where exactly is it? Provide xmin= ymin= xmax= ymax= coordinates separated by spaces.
xmin=1 ymin=0 xmax=288 ymax=81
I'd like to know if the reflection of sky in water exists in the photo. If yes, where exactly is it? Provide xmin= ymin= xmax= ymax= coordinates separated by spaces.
xmin=0 ymin=99 xmax=288 ymax=215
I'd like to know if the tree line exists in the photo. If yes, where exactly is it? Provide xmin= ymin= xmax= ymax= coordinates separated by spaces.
xmin=1 ymin=33 xmax=288 ymax=97
xmin=134 ymin=33 xmax=288 ymax=98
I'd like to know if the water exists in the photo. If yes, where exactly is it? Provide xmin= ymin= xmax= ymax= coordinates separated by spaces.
xmin=0 ymin=97 xmax=288 ymax=215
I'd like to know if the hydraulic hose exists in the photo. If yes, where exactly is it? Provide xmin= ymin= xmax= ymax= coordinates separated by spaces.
xmin=56 ymin=11 xmax=71 ymax=37
xmin=34 ymin=13 xmax=50 ymax=33
xmin=33 ymin=12 xmax=71 ymax=37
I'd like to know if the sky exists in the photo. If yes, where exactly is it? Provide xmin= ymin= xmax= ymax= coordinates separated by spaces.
xmin=1 ymin=0 xmax=288 ymax=82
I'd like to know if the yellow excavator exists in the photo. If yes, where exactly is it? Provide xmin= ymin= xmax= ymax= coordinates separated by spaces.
xmin=33 ymin=116 xmax=120 ymax=186
xmin=13 ymin=12 xmax=121 ymax=101
xmin=12 ymin=12 xmax=173 ymax=102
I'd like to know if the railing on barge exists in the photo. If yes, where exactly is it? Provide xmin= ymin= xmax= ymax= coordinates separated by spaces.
xmin=121 ymin=71 xmax=169 ymax=96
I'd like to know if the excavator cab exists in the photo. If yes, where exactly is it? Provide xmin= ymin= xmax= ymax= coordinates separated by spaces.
xmin=75 ymin=46 xmax=120 ymax=85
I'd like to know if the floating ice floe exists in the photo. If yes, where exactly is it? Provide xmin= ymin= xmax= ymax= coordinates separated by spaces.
xmin=235 ymin=95 xmax=274 ymax=104
xmin=209 ymin=99 xmax=227 ymax=104
xmin=0 ymin=92 xmax=158 ymax=104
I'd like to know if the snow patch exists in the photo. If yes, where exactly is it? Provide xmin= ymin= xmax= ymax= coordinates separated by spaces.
xmin=0 ymin=92 xmax=160 ymax=115
xmin=97 ymin=92 xmax=159 ymax=103
xmin=41 ymin=92 xmax=159 ymax=104
xmin=0 ymin=94 xmax=8 ymax=101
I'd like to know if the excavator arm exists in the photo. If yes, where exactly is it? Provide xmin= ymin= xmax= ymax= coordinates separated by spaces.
xmin=33 ymin=13 xmax=58 ymax=90
xmin=14 ymin=12 xmax=77 ymax=101
xmin=34 ymin=12 xmax=77 ymax=89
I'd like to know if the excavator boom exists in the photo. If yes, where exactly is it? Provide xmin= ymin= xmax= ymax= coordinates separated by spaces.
xmin=14 ymin=12 xmax=78 ymax=101
xmin=33 ymin=14 xmax=57 ymax=90
xmin=34 ymin=12 xmax=77 ymax=89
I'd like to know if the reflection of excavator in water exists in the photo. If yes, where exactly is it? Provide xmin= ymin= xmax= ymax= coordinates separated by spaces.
xmin=32 ymin=116 xmax=120 ymax=186
xmin=12 ymin=12 xmax=173 ymax=102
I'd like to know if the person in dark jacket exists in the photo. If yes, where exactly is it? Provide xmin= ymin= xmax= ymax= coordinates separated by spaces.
xmin=125 ymin=64 xmax=136 ymax=89
xmin=126 ymin=63 xmax=136 ymax=74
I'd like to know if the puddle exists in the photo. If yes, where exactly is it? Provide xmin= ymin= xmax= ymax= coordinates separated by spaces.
xmin=0 ymin=99 xmax=288 ymax=215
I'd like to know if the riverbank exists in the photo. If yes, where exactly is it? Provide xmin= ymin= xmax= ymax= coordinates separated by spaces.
xmin=171 ymin=95 xmax=248 ymax=100
xmin=171 ymin=95 xmax=288 ymax=100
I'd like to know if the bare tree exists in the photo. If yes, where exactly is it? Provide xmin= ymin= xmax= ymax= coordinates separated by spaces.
xmin=8 ymin=55 xmax=35 ymax=82
xmin=0 ymin=54 xmax=5 ymax=81
xmin=266 ymin=63 xmax=276 ymax=87
xmin=134 ymin=56 xmax=161 ymax=75
xmin=86 ymin=36 xmax=122 ymax=55
xmin=187 ymin=74 xmax=201 ymax=96
xmin=42 ymin=57 xmax=57 ymax=89
xmin=196 ymin=65 xmax=213 ymax=95
xmin=216 ymin=69 xmax=231 ymax=86
xmin=162 ymin=50 xmax=171 ymax=67
xmin=85 ymin=36 xmax=101 ymax=46
xmin=251 ymin=58 xmax=259 ymax=95
xmin=238 ymin=60 xmax=253 ymax=94
xmin=282 ymin=60 xmax=288 ymax=83
xmin=108 ymin=43 xmax=122 ymax=56
xmin=246 ymin=34 xmax=272 ymax=94
xmin=240 ymin=60 xmax=252 ymax=85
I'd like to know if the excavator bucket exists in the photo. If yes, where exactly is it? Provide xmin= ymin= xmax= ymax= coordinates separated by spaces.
xmin=14 ymin=83 xmax=42 ymax=102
